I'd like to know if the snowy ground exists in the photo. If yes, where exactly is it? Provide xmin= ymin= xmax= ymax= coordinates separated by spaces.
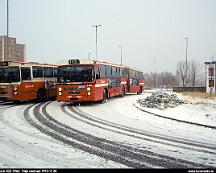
xmin=135 ymin=90 xmax=216 ymax=127
xmin=0 ymin=90 xmax=215 ymax=168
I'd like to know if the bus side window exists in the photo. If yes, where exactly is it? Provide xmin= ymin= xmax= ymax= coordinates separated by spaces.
xmin=116 ymin=67 xmax=119 ymax=77
xmin=106 ymin=66 xmax=111 ymax=77
xmin=120 ymin=68 xmax=125 ymax=77
xmin=118 ymin=68 xmax=120 ymax=77
xmin=135 ymin=71 xmax=138 ymax=78
xmin=21 ymin=67 xmax=31 ymax=80
xmin=94 ymin=66 xmax=100 ymax=79
xmin=53 ymin=68 xmax=58 ymax=77
xmin=33 ymin=66 xmax=43 ymax=78
xmin=131 ymin=70 xmax=135 ymax=78
xmin=44 ymin=67 xmax=53 ymax=78
xmin=100 ymin=65 xmax=106 ymax=78
xmin=112 ymin=66 xmax=116 ymax=77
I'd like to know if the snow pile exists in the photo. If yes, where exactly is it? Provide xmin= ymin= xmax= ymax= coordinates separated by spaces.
xmin=137 ymin=91 xmax=185 ymax=109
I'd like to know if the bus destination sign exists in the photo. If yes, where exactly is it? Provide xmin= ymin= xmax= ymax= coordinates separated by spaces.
xmin=68 ymin=59 xmax=80 ymax=64
xmin=0 ymin=61 xmax=9 ymax=66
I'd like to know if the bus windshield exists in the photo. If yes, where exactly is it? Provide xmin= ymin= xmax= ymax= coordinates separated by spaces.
xmin=0 ymin=66 xmax=20 ymax=83
xmin=58 ymin=66 xmax=93 ymax=83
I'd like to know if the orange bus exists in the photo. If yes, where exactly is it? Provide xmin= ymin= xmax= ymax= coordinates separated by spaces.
xmin=57 ymin=59 xmax=127 ymax=103
xmin=0 ymin=61 xmax=57 ymax=102
xmin=126 ymin=67 xmax=144 ymax=94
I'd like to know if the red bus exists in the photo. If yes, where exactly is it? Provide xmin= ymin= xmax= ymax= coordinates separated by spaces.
xmin=126 ymin=67 xmax=144 ymax=94
xmin=57 ymin=59 xmax=127 ymax=103
xmin=57 ymin=59 xmax=144 ymax=103
xmin=0 ymin=61 xmax=57 ymax=102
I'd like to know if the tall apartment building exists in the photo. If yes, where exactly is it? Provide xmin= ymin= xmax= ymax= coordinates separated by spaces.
xmin=0 ymin=36 xmax=25 ymax=62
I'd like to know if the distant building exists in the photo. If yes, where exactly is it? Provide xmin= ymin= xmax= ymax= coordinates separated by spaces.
xmin=0 ymin=36 xmax=25 ymax=62
xmin=16 ymin=43 xmax=25 ymax=62
xmin=204 ymin=61 xmax=216 ymax=93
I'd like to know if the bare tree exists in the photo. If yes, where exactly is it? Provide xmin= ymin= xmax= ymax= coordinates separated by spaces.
xmin=176 ymin=60 xmax=204 ymax=87
xmin=189 ymin=60 xmax=200 ymax=86
xmin=144 ymin=72 xmax=177 ymax=89
xmin=176 ymin=61 xmax=187 ymax=86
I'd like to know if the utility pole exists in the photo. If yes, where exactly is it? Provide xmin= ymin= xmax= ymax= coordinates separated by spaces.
xmin=7 ymin=0 xmax=9 ymax=37
xmin=92 ymin=25 xmax=102 ymax=59
xmin=154 ymin=59 xmax=157 ymax=89
xmin=118 ymin=45 xmax=123 ymax=64
xmin=184 ymin=37 xmax=189 ymax=86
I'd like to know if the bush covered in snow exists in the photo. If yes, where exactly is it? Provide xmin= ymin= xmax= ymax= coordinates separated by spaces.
xmin=137 ymin=91 xmax=185 ymax=109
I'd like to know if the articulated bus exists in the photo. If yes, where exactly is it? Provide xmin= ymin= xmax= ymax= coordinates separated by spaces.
xmin=56 ymin=59 xmax=144 ymax=103
xmin=0 ymin=61 xmax=57 ymax=102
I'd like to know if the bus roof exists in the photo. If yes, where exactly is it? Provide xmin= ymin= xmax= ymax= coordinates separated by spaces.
xmin=0 ymin=61 xmax=57 ymax=67
xmin=127 ymin=66 xmax=144 ymax=73
xmin=57 ymin=59 xmax=125 ymax=68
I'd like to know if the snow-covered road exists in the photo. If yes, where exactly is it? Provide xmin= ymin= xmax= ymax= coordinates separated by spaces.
xmin=0 ymin=92 xmax=215 ymax=168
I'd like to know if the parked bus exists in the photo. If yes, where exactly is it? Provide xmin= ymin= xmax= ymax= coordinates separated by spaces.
xmin=126 ymin=67 xmax=144 ymax=94
xmin=57 ymin=59 xmax=127 ymax=103
xmin=57 ymin=59 xmax=144 ymax=103
xmin=0 ymin=61 xmax=57 ymax=102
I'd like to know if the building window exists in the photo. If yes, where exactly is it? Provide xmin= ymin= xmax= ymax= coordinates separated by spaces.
xmin=208 ymin=67 xmax=214 ymax=76
xmin=209 ymin=80 xmax=214 ymax=87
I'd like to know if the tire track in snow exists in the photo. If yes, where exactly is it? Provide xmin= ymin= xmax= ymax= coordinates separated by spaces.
xmin=0 ymin=103 xmax=63 ymax=144
xmin=66 ymin=104 xmax=216 ymax=154
xmin=0 ymin=101 xmax=13 ymax=105
xmin=24 ymin=104 xmax=149 ymax=168
xmin=0 ymin=101 xmax=26 ymax=109
xmin=27 ymin=102 xmax=211 ymax=168
xmin=0 ymin=104 xmax=72 ymax=167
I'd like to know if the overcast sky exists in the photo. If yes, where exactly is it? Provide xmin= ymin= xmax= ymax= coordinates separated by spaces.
xmin=0 ymin=0 xmax=216 ymax=73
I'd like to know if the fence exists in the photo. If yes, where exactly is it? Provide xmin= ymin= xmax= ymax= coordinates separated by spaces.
xmin=173 ymin=86 xmax=206 ymax=92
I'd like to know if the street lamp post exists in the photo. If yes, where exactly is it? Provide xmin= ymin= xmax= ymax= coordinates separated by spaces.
xmin=118 ymin=45 xmax=123 ymax=64
xmin=88 ymin=52 xmax=91 ymax=60
xmin=7 ymin=0 xmax=9 ymax=37
xmin=92 ymin=25 xmax=102 ymax=59
xmin=184 ymin=37 xmax=189 ymax=86
xmin=154 ymin=59 xmax=157 ymax=89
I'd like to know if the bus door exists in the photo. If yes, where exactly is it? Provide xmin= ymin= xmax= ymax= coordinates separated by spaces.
xmin=20 ymin=67 xmax=34 ymax=98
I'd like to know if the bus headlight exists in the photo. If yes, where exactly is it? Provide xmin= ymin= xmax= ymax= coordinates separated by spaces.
xmin=58 ymin=87 xmax=62 ymax=91
xmin=87 ymin=87 xmax=91 ymax=91
xmin=87 ymin=92 xmax=91 ymax=96
xmin=59 ymin=92 xmax=62 ymax=96
xmin=13 ymin=87 xmax=17 ymax=91
xmin=14 ymin=91 xmax=18 ymax=95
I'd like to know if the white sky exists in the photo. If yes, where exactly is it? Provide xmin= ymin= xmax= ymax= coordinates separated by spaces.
xmin=0 ymin=0 xmax=216 ymax=73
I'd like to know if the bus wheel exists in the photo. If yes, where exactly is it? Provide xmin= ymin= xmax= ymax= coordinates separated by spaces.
xmin=101 ymin=90 xmax=108 ymax=103
xmin=13 ymin=100 xmax=20 ymax=104
xmin=37 ymin=89 xmax=47 ymax=102
xmin=120 ymin=87 xmax=125 ymax=97
xmin=137 ymin=87 xmax=142 ymax=95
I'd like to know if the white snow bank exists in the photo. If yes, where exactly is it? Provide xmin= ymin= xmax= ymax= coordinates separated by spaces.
xmin=136 ymin=91 xmax=216 ymax=127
